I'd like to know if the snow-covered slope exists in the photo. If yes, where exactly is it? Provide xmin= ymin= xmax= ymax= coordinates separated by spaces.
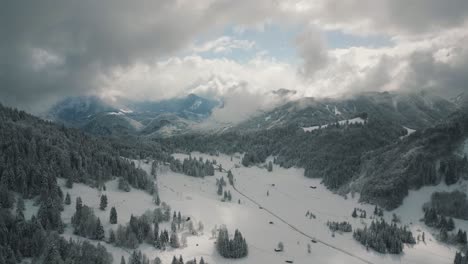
xmin=21 ymin=153 xmax=461 ymax=264
xmin=302 ymin=117 xmax=365 ymax=132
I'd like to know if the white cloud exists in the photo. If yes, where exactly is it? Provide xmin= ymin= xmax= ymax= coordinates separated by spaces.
xmin=191 ymin=36 xmax=255 ymax=54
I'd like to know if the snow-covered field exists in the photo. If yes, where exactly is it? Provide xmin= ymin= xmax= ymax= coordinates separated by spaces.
xmin=25 ymin=153 xmax=462 ymax=264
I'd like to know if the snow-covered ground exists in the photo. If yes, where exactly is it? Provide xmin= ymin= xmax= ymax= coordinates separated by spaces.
xmin=302 ymin=117 xmax=365 ymax=132
xmin=24 ymin=153 xmax=462 ymax=264
xmin=400 ymin=126 xmax=416 ymax=139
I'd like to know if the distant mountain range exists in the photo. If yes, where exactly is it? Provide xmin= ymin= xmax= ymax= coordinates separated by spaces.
xmin=47 ymin=94 xmax=220 ymax=137
xmin=48 ymin=90 xmax=465 ymax=140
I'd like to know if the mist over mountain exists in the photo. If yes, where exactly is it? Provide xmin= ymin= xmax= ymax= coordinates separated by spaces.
xmin=47 ymin=94 xmax=220 ymax=137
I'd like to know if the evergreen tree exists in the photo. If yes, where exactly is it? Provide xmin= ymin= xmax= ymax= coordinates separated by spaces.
xmin=110 ymin=206 xmax=118 ymax=224
xmin=76 ymin=197 xmax=83 ymax=212
xmin=352 ymin=208 xmax=357 ymax=218
xmin=43 ymin=243 xmax=64 ymax=264
xmin=448 ymin=218 xmax=455 ymax=231
xmin=100 ymin=195 xmax=108 ymax=210
xmin=121 ymin=256 xmax=126 ymax=264
xmin=227 ymin=170 xmax=234 ymax=185
xmin=66 ymin=175 xmax=73 ymax=189
xmin=128 ymin=250 xmax=141 ymax=264
xmin=64 ymin=193 xmax=71 ymax=205
xmin=109 ymin=229 xmax=116 ymax=243
xmin=170 ymin=232 xmax=180 ymax=248
xmin=454 ymin=252 xmax=462 ymax=264
xmin=217 ymin=184 xmax=223 ymax=196
xmin=155 ymin=194 xmax=161 ymax=206
xmin=200 ymin=257 xmax=205 ymax=264
xmin=94 ymin=218 xmax=105 ymax=240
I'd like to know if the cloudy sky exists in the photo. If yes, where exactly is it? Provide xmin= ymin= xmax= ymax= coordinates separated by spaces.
xmin=1 ymin=0 xmax=468 ymax=115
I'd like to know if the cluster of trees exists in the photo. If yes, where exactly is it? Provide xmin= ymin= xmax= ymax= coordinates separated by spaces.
xmin=0 ymin=204 xmax=112 ymax=264
xmin=108 ymin=206 xmax=189 ymax=250
xmin=0 ymin=104 xmax=171 ymax=262
xmin=216 ymin=176 xmax=227 ymax=197
xmin=242 ymin=152 xmax=267 ymax=167
xmin=373 ymin=206 xmax=384 ymax=217
xmin=41 ymin=233 xmax=112 ymax=264
xmin=71 ymin=197 xmax=105 ymax=240
xmin=223 ymin=190 xmax=232 ymax=201
xmin=434 ymin=228 xmax=467 ymax=245
xmin=0 ymin=104 xmax=156 ymax=202
xmin=439 ymin=156 xmax=468 ymax=185
xmin=327 ymin=221 xmax=352 ymax=232
xmin=217 ymin=227 xmax=248 ymax=258
xmin=359 ymin=109 xmax=468 ymax=209
xmin=111 ymin=214 xmax=160 ymax=249
xmin=454 ymin=250 xmax=468 ymax=264
xmin=170 ymin=255 xmax=206 ymax=264
xmin=353 ymin=219 xmax=415 ymax=254
xmin=427 ymin=191 xmax=468 ymax=220
xmin=351 ymin=208 xmax=367 ymax=218
xmin=122 ymin=250 xmax=152 ymax=264
xmin=169 ymin=156 xmax=215 ymax=177
xmin=424 ymin=207 xmax=456 ymax=231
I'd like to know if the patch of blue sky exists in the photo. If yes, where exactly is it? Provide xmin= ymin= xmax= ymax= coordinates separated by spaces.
xmin=190 ymin=24 xmax=393 ymax=62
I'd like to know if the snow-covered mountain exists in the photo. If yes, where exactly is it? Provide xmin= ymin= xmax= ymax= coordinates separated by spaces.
xmin=230 ymin=91 xmax=458 ymax=132
xmin=47 ymin=94 xmax=220 ymax=137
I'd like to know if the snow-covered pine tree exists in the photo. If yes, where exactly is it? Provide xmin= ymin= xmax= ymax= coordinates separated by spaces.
xmin=100 ymin=194 xmax=108 ymax=210
xmin=64 ymin=193 xmax=71 ymax=205
xmin=110 ymin=206 xmax=118 ymax=224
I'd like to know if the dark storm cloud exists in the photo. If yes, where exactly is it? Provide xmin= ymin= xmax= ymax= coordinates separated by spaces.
xmin=0 ymin=0 xmax=279 ymax=111
xmin=318 ymin=0 xmax=468 ymax=34
xmin=402 ymin=47 xmax=468 ymax=97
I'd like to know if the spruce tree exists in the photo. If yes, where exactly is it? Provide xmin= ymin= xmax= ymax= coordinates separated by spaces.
xmin=170 ymin=232 xmax=180 ymax=248
xmin=109 ymin=229 xmax=116 ymax=243
xmin=100 ymin=195 xmax=108 ymax=210
xmin=155 ymin=194 xmax=161 ymax=206
xmin=110 ymin=207 xmax=118 ymax=224
xmin=43 ymin=243 xmax=64 ymax=264
xmin=94 ymin=218 xmax=105 ymax=240
xmin=64 ymin=193 xmax=71 ymax=205
xmin=66 ymin=175 xmax=73 ymax=189
xmin=121 ymin=256 xmax=126 ymax=264
xmin=76 ymin=197 xmax=83 ymax=212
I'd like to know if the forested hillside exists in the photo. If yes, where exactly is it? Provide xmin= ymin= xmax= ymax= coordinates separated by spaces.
xmin=158 ymin=105 xmax=468 ymax=209
xmin=158 ymin=116 xmax=404 ymax=189
xmin=358 ymin=108 xmax=468 ymax=209
xmin=0 ymin=103 xmax=169 ymax=263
